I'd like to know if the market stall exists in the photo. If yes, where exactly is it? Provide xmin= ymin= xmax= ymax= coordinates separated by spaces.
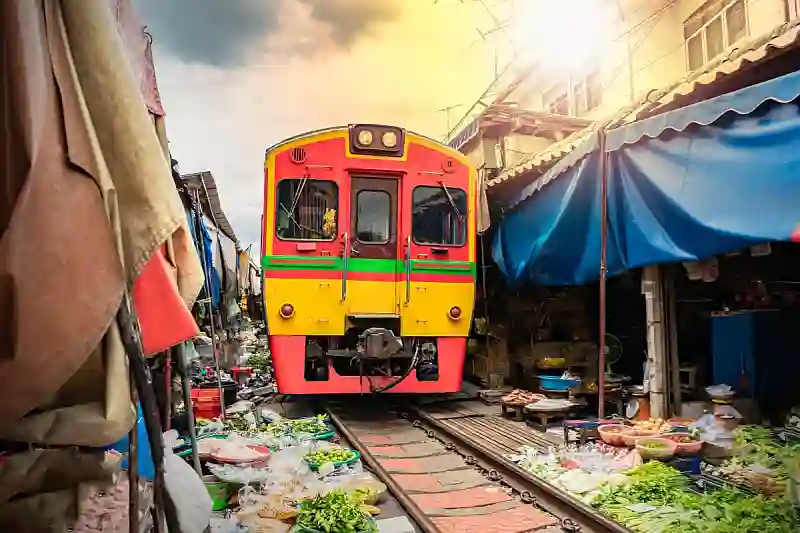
xmin=504 ymin=414 xmax=800 ymax=532
xmin=177 ymin=405 xmax=392 ymax=533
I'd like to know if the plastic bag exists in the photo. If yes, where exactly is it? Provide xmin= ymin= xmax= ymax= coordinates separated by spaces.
xmin=208 ymin=462 xmax=272 ymax=485
xmin=259 ymin=407 xmax=284 ymax=424
xmin=163 ymin=430 xmax=213 ymax=533
xmin=694 ymin=413 xmax=732 ymax=442
xmin=197 ymin=419 xmax=226 ymax=437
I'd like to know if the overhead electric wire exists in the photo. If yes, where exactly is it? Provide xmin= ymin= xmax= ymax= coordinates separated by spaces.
xmin=446 ymin=0 xmax=778 ymax=142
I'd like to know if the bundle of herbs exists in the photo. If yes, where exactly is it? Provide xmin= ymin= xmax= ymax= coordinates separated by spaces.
xmin=591 ymin=461 xmax=799 ymax=533
xmin=713 ymin=425 xmax=800 ymax=497
xmin=295 ymin=490 xmax=377 ymax=533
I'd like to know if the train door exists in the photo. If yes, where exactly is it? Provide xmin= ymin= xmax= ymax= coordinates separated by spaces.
xmin=346 ymin=176 xmax=400 ymax=315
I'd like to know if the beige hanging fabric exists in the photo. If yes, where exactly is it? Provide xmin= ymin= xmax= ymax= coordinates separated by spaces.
xmin=0 ymin=0 xmax=202 ymax=445
xmin=60 ymin=0 xmax=202 ymax=302
xmin=0 ymin=0 xmax=129 ymax=440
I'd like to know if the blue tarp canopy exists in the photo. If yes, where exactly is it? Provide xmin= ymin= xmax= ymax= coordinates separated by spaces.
xmin=493 ymin=69 xmax=800 ymax=287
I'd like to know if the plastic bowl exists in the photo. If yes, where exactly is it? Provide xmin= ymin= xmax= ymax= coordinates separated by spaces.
xmin=202 ymin=476 xmax=230 ymax=511
xmin=538 ymin=375 xmax=581 ymax=391
xmin=598 ymin=424 xmax=632 ymax=447
xmin=636 ymin=437 xmax=677 ymax=461
xmin=622 ymin=429 xmax=656 ymax=447
xmin=662 ymin=434 xmax=703 ymax=456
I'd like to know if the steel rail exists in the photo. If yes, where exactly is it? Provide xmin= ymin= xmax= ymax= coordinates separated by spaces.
xmin=323 ymin=407 xmax=439 ymax=533
xmin=406 ymin=405 xmax=633 ymax=533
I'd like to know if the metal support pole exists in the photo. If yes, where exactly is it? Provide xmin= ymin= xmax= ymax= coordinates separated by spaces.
xmin=192 ymin=189 xmax=225 ymax=417
xmin=176 ymin=343 xmax=203 ymax=474
xmin=128 ymin=375 xmax=139 ymax=533
xmin=598 ymin=131 xmax=609 ymax=419
xmin=163 ymin=353 xmax=172 ymax=430
xmin=118 ymin=293 xmax=182 ymax=533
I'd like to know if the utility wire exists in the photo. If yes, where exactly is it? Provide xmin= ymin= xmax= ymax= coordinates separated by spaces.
xmin=445 ymin=0 xmax=771 ymax=141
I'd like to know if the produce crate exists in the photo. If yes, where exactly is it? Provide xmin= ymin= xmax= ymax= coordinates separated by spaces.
xmin=190 ymin=388 xmax=222 ymax=419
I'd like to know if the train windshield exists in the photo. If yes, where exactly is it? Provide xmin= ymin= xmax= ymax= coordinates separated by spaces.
xmin=411 ymin=185 xmax=467 ymax=246
xmin=275 ymin=178 xmax=338 ymax=240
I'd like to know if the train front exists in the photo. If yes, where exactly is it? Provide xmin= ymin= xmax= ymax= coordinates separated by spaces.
xmin=262 ymin=124 xmax=475 ymax=394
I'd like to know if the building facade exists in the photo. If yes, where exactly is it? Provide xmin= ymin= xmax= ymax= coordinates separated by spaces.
xmin=455 ymin=0 xmax=797 ymax=187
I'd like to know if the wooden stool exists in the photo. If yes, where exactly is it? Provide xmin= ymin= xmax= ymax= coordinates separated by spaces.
xmin=501 ymin=401 xmax=526 ymax=421
xmin=525 ymin=407 xmax=571 ymax=432
xmin=563 ymin=420 xmax=601 ymax=445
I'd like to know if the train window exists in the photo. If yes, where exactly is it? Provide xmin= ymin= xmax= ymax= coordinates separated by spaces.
xmin=412 ymin=185 xmax=467 ymax=246
xmin=356 ymin=190 xmax=390 ymax=244
xmin=275 ymin=178 xmax=338 ymax=241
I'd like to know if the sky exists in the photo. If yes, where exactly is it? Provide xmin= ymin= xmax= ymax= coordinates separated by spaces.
xmin=133 ymin=0 xmax=506 ymax=251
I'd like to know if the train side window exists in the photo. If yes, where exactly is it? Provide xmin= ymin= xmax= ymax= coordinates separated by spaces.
xmin=412 ymin=185 xmax=467 ymax=246
xmin=275 ymin=178 xmax=338 ymax=241
xmin=356 ymin=190 xmax=390 ymax=244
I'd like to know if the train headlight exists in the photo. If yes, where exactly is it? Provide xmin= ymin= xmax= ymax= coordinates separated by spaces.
xmin=448 ymin=306 xmax=462 ymax=320
xmin=357 ymin=129 xmax=374 ymax=147
xmin=381 ymin=130 xmax=398 ymax=148
xmin=279 ymin=303 xmax=295 ymax=319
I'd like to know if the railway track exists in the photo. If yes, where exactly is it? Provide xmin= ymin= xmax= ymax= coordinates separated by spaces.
xmin=323 ymin=399 xmax=631 ymax=533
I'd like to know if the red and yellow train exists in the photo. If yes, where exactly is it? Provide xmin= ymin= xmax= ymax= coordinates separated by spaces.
xmin=261 ymin=124 xmax=476 ymax=394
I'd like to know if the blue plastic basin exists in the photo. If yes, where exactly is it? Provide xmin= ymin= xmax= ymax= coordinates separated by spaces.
xmin=538 ymin=375 xmax=580 ymax=391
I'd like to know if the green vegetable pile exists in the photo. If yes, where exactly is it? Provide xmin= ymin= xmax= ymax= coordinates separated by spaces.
xmin=350 ymin=487 xmax=380 ymax=505
xmin=305 ymin=448 xmax=357 ymax=466
xmin=591 ymin=461 xmax=799 ymax=533
xmin=247 ymin=351 xmax=272 ymax=373
xmin=296 ymin=490 xmax=376 ymax=533
xmin=264 ymin=415 xmax=331 ymax=436
xmin=714 ymin=425 xmax=800 ymax=497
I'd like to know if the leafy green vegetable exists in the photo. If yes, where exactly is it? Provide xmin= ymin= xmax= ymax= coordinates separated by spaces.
xmin=296 ymin=490 xmax=376 ymax=533
xmin=247 ymin=351 xmax=272 ymax=373
xmin=264 ymin=415 xmax=331 ymax=436
xmin=591 ymin=462 xmax=800 ymax=533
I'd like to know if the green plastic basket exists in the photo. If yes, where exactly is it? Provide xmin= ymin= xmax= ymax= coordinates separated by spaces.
xmin=305 ymin=450 xmax=361 ymax=471
xmin=307 ymin=428 xmax=335 ymax=441
xmin=202 ymin=476 xmax=229 ymax=511
xmin=292 ymin=516 xmax=376 ymax=533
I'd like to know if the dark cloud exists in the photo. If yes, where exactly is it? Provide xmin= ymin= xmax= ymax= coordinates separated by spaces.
xmin=298 ymin=0 xmax=401 ymax=47
xmin=133 ymin=0 xmax=402 ymax=67
xmin=133 ymin=0 xmax=277 ymax=68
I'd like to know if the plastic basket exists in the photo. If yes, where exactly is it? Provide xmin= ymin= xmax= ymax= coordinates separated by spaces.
xmin=789 ymin=458 xmax=800 ymax=506
xmin=305 ymin=450 xmax=361 ymax=471
xmin=203 ymin=476 xmax=229 ymax=511
xmin=308 ymin=429 xmax=335 ymax=441
xmin=292 ymin=516 xmax=376 ymax=533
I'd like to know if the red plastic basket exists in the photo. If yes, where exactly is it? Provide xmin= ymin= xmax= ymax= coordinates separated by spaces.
xmin=190 ymin=388 xmax=222 ymax=420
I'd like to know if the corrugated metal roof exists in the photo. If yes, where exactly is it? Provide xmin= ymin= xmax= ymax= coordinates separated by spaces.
xmin=628 ymin=19 xmax=800 ymax=121
xmin=182 ymin=171 xmax=239 ymax=245
xmin=486 ymin=126 xmax=597 ymax=188
xmin=489 ymin=18 xmax=800 ymax=190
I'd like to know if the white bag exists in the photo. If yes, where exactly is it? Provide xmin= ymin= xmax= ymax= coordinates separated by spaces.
xmin=163 ymin=430 xmax=212 ymax=533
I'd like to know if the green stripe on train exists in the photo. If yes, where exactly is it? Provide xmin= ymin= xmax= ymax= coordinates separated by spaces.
xmin=263 ymin=255 xmax=475 ymax=275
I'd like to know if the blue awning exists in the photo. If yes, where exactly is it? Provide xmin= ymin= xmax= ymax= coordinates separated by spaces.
xmin=494 ymin=70 xmax=800 ymax=287
xmin=605 ymin=68 xmax=800 ymax=151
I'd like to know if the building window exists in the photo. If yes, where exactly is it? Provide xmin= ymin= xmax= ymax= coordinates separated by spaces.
xmin=789 ymin=0 xmax=800 ymax=20
xmin=275 ymin=178 xmax=338 ymax=240
xmin=543 ymin=83 xmax=569 ymax=115
xmin=543 ymin=71 xmax=602 ymax=117
xmin=572 ymin=71 xmax=602 ymax=115
xmin=684 ymin=0 xmax=748 ymax=71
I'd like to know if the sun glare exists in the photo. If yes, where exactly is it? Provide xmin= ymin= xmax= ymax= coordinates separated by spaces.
xmin=511 ymin=0 xmax=619 ymax=73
